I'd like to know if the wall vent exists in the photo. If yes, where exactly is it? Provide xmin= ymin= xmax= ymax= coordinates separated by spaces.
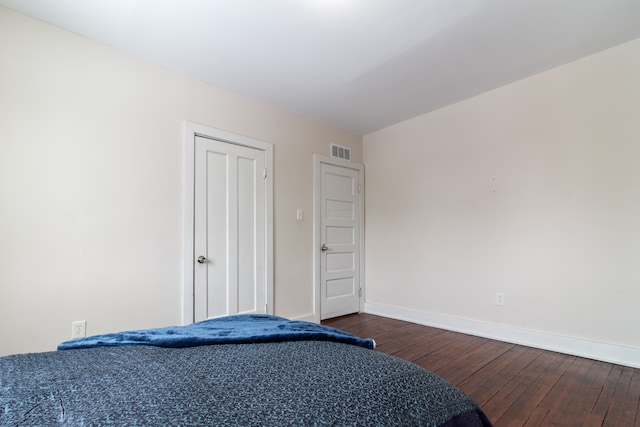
xmin=330 ymin=144 xmax=351 ymax=161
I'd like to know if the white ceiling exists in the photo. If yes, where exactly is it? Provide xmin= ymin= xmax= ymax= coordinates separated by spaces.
xmin=2 ymin=0 xmax=640 ymax=135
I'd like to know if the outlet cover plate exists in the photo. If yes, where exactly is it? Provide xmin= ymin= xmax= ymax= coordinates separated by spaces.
xmin=71 ymin=320 xmax=86 ymax=339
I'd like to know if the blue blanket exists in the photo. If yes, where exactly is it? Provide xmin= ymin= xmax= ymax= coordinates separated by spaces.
xmin=57 ymin=314 xmax=375 ymax=351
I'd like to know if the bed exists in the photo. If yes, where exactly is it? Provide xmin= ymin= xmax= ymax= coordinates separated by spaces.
xmin=0 ymin=314 xmax=492 ymax=426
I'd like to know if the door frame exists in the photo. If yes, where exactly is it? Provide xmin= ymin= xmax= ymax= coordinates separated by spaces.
xmin=183 ymin=121 xmax=273 ymax=324
xmin=312 ymin=154 xmax=365 ymax=323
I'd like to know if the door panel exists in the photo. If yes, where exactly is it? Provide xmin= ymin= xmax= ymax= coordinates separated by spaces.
xmin=326 ymin=278 xmax=355 ymax=298
xmin=326 ymin=226 xmax=354 ymax=244
xmin=194 ymin=136 xmax=266 ymax=322
xmin=326 ymin=252 xmax=355 ymax=272
xmin=325 ymin=171 xmax=354 ymax=195
xmin=204 ymin=150 xmax=228 ymax=318
xmin=326 ymin=200 xmax=353 ymax=219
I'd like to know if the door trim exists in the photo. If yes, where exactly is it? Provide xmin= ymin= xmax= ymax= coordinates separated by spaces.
xmin=183 ymin=121 xmax=273 ymax=324
xmin=312 ymin=154 xmax=364 ymax=323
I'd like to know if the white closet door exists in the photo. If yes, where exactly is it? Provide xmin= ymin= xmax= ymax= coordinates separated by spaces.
xmin=194 ymin=136 xmax=266 ymax=321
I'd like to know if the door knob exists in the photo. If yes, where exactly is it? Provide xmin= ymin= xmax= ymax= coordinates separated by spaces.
xmin=321 ymin=244 xmax=328 ymax=252
xmin=197 ymin=255 xmax=207 ymax=264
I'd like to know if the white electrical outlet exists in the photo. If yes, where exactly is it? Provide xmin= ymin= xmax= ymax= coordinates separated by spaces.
xmin=495 ymin=292 xmax=505 ymax=306
xmin=71 ymin=320 xmax=86 ymax=339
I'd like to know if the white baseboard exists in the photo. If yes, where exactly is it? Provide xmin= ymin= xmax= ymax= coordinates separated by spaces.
xmin=290 ymin=313 xmax=316 ymax=323
xmin=364 ymin=302 xmax=640 ymax=369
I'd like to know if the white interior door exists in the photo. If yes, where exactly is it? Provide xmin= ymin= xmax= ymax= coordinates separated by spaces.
xmin=193 ymin=136 xmax=266 ymax=322
xmin=319 ymin=161 xmax=362 ymax=320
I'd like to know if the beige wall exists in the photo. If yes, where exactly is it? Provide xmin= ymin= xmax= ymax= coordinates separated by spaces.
xmin=0 ymin=7 xmax=361 ymax=356
xmin=363 ymin=37 xmax=640 ymax=351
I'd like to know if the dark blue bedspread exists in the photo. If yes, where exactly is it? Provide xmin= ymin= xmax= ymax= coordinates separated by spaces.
xmin=2 ymin=341 xmax=492 ymax=426
xmin=2 ymin=315 xmax=493 ymax=426
xmin=58 ymin=314 xmax=375 ymax=351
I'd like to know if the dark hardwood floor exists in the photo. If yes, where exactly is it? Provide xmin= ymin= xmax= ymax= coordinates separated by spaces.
xmin=323 ymin=314 xmax=640 ymax=427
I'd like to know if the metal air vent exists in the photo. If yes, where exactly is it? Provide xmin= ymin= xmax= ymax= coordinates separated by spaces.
xmin=330 ymin=144 xmax=351 ymax=161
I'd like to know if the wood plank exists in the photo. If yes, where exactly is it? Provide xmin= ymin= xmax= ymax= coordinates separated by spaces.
xmin=413 ymin=332 xmax=489 ymax=373
xmin=592 ymin=364 xmax=624 ymax=419
xmin=393 ymin=329 xmax=472 ymax=364
xmin=460 ymin=346 xmax=542 ymax=405
xmin=602 ymin=366 xmax=636 ymax=427
xmin=537 ymin=357 xmax=597 ymax=426
xmin=485 ymin=351 xmax=574 ymax=424
xmin=522 ymin=407 xmax=550 ymax=427
xmin=622 ymin=368 xmax=640 ymax=427
xmin=438 ymin=339 xmax=514 ymax=387
xmin=579 ymin=361 xmax=614 ymax=418
xmin=583 ymin=413 xmax=605 ymax=427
